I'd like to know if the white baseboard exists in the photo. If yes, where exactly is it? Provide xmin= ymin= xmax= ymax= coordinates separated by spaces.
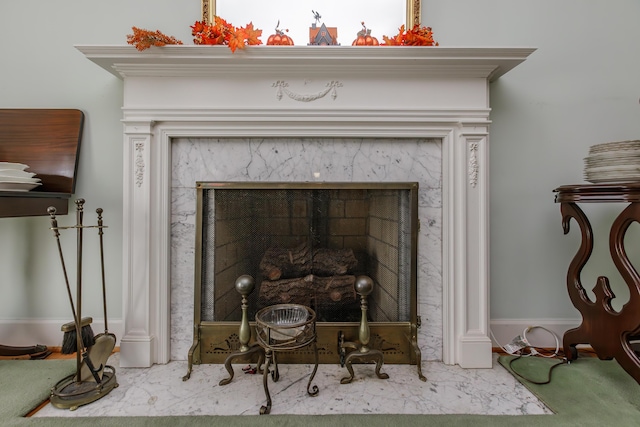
xmin=1 ymin=317 xmax=575 ymax=354
xmin=0 ymin=319 xmax=123 ymax=348
xmin=490 ymin=318 xmax=581 ymax=350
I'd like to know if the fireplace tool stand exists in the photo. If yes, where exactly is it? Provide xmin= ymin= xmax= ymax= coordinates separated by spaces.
xmin=339 ymin=275 xmax=389 ymax=384
xmin=255 ymin=304 xmax=319 ymax=415
xmin=48 ymin=200 xmax=118 ymax=410
xmin=217 ymin=275 xmax=264 ymax=386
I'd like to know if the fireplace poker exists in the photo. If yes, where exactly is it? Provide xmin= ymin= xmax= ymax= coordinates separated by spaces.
xmin=74 ymin=199 xmax=103 ymax=383
xmin=48 ymin=207 xmax=95 ymax=354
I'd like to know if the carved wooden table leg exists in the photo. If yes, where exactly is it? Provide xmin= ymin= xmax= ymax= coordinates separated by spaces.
xmin=560 ymin=201 xmax=595 ymax=361
xmin=556 ymin=184 xmax=640 ymax=384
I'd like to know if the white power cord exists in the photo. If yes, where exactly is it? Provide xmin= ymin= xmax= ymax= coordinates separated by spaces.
xmin=491 ymin=326 xmax=560 ymax=358
xmin=522 ymin=325 xmax=560 ymax=358
xmin=495 ymin=326 xmax=566 ymax=385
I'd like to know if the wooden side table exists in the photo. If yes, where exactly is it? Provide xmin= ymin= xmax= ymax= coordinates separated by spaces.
xmin=554 ymin=183 xmax=640 ymax=383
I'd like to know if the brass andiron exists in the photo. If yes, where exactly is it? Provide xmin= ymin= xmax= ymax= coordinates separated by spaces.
xmin=218 ymin=275 xmax=265 ymax=386
xmin=340 ymin=275 xmax=389 ymax=384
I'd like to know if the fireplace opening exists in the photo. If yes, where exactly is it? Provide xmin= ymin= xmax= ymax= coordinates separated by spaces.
xmin=187 ymin=181 xmax=422 ymax=367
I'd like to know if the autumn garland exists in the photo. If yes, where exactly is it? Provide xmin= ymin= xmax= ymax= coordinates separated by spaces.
xmin=126 ymin=19 xmax=437 ymax=52
xmin=191 ymin=17 xmax=262 ymax=52
xmin=127 ymin=27 xmax=183 ymax=51
xmin=127 ymin=18 xmax=262 ymax=52
xmin=382 ymin=24 xmax=438 ymax=46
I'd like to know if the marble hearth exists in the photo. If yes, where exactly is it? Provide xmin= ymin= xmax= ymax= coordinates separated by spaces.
xmin=78 ymin=45 xmax=534 ymax=369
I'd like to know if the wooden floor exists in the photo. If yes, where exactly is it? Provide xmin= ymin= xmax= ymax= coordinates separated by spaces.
xmin=44 ymin=347 xmax=77 ymax=360
xmin=46 ymin=347 xmax=120 ymax=359
xmin=0 ymin=346 xmax=119 ymax=361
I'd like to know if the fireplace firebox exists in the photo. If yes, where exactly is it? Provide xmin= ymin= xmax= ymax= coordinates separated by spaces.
xmin=186 ymin=182 xmax=422 ymax=372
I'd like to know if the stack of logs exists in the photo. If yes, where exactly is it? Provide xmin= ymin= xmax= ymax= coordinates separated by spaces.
xmin=258 ymin=242 xmax=359 ymax=319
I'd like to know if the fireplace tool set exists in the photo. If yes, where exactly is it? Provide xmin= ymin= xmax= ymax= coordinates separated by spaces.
xmin=48 ymin=199 xmax=118 ymax=410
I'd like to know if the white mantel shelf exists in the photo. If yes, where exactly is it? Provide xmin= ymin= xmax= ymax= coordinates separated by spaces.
xmin=76 ymin=45 xmax=535 ymax=80
xmin=79 ymin=44 xmax=535 ymax=369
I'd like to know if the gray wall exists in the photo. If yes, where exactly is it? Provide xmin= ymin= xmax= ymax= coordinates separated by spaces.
xmin=431 ymin=0 xmax=640 ymax=323
xmin=1 ymin=0 xmax=639 ymax=349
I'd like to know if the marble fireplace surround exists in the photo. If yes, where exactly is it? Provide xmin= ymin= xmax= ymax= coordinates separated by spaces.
xmin=77 ymin=45 xmax=534 ymax=369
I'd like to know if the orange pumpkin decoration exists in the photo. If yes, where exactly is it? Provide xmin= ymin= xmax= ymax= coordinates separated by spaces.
xmin=266 ymin=21 xmax=294 ymax=45
xmin=352 ymin=22 xmax=379 ymax=46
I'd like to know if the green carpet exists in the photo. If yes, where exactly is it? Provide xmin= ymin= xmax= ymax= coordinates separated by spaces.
xmin=0 ymin=359 xmax=75 ymax=422
xmin=2 ymin=356 xmax=639 ymax=427
xmin=498 ymin=355 xmax=640 ymax=424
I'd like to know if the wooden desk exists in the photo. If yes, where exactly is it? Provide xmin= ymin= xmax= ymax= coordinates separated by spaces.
xmin=0 ymin=191 xmax=70 ymax=218
xmin=554 ymin=183 xmax=640 ymax=383
xmin=1 ymin=109 xmax=83 ymax=357
xmin=1 ymin=108 xmax=83 ymax=217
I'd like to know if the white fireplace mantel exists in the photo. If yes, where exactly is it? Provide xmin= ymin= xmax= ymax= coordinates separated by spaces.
xmin=77 ymin=45 xmax=535 ymax=369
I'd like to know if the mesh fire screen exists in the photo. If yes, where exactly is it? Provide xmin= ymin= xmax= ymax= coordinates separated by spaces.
xmin=196 ymin=182 xmax=417 ymax=326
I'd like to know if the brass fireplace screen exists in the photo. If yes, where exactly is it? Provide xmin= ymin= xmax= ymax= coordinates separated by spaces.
xmin=186 ymin=182 xmax=421 ymax=366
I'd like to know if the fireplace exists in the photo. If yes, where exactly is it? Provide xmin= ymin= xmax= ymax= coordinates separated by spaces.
xmin=77 ymin=45 xmax=534 ymax=369
xmin=189 ymin=181 xmax=419 ymax=366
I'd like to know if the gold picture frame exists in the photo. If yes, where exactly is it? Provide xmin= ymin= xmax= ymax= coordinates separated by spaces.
xmin=201 ymin=0 xmax=421 ymax=29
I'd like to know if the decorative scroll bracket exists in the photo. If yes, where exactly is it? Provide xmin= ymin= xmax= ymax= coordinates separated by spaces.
xmin=273 ymin=80 xmax=343 ymax=102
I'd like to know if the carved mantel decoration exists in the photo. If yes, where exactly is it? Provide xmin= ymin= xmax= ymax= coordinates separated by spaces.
xmin=76 ymin=44 xmax=535 ymax=369
xmin=272 ymin=80 xmax=342 ymax=102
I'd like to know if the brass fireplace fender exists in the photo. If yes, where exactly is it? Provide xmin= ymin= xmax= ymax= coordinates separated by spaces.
xmin=184 ymin=321 xmax=424 ymax=380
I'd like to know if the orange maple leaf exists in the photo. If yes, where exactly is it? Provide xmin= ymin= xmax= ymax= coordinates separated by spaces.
xmin=381 ymin=25 xmax=405 ymax=46
xmin=190 ymin=21 xmax=206 ymax=34
xmin=227 ymin=32 xmax=244 ymax=52
xmin=213 ymin=15 xmax=233 ymax=33
xmin=243 ymin=22 xmax=263 ymax=46
xmin=381 ymin=35 xmax=400 ymax=46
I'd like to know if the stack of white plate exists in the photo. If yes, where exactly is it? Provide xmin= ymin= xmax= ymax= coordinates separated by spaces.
xmin=584 ymin=140 xmax=640 ymax=184
xmin=0 ymin=162 xmax=42 ymax=192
